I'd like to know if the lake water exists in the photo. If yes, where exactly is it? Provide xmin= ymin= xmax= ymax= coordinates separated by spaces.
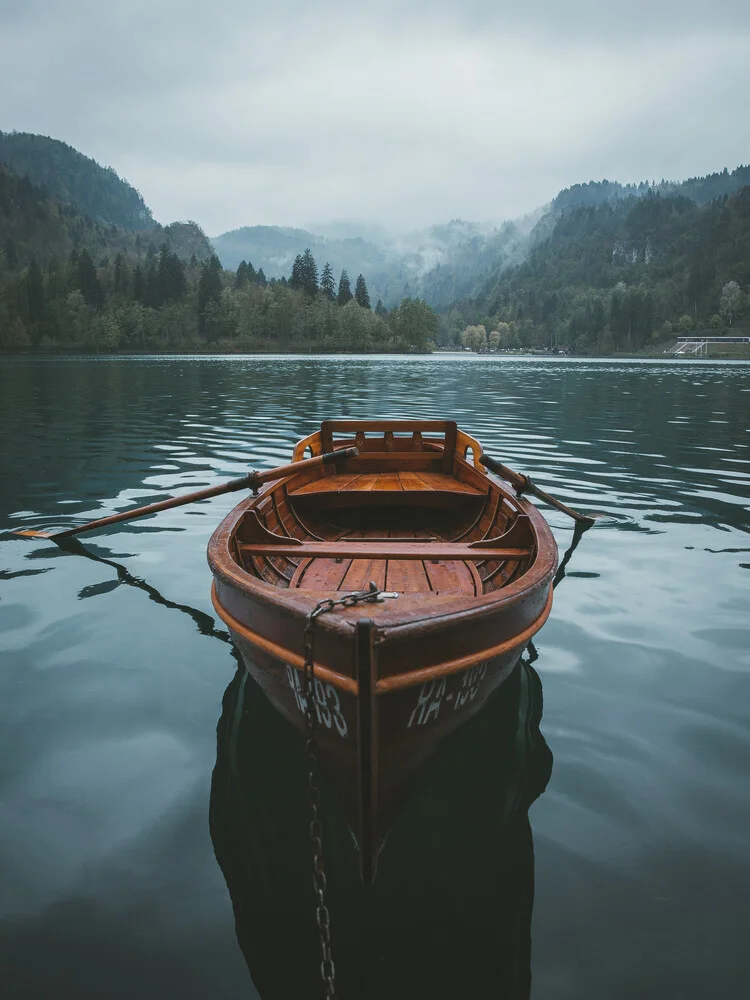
xmin=0 ymin=355 xmax=748 ymax=999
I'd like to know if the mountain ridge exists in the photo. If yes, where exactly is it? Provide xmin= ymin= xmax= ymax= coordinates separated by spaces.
xmin=0 ymin=131 xmax=155 ymax=230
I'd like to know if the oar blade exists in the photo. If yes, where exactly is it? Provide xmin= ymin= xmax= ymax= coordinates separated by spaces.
xmin=11 ymin=446 xmax=361 ymax=542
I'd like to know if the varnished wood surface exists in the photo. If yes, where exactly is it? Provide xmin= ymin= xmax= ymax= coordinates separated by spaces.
xmin=228 ymin=443 xmax=542 ymax=599
xmin=208 ymin=420 xmax=559 ymax=879
xmin=289 ymin=463 xmax=479 ymax=487
xmin=291 ymin=471 xmax=487 ymax=495
xmin=239 ymin=539 xmax=529 ymax=561
xmin=289 ymin=527 xmax=482 ymax=596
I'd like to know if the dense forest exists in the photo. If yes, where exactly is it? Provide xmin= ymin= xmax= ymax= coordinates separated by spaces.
xmin=0 ymin=132 xmax=154 ymax=230
xmin=1 ymin=131 xmax=748 ymax=355
xmin=552 ymin=165 xmax=750 ymax=213
xmin=0 ymin=163 xmax=436 ymax=353
xmin=439 ymin=187 xmax=750 ymax=353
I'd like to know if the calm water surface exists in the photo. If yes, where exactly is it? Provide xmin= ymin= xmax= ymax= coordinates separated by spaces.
xmin=0 ymin=355 xmax=748 ymax=998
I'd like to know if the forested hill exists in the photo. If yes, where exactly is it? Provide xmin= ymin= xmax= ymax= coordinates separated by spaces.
xmin=552 ymin=165 xmax=750 ymax=213
xmin=0 ymin=131 xmax=154 ymax=230
xmin=442 ymin=187 xmax=750 ymax=353
xmin=0 ymin=163 xmax=212 ymax=268
xmin=0 ymin=161 xmax=436 ymax=354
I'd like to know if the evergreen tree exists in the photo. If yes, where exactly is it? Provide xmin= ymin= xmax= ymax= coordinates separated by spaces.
xmin=290 ymin=254 xmax=304 ymax=291
xmin=235 ymin=260 xmax=249 ymax=288
xmin=300 ymin=248 xmax=319 ymax=296
xmin=113 ymin=252 xmax=129 ymax=295
xmin=256 ymin=267 xmax=267 ymax=287
xmin=355 ymin=274 xmax=371 ymax=309
xmin=198 ymin=254 xmax=223 ymax=337
xmin=144 ymin=261 xmax=159 ymax=308
xmin=157 ymin=245 xmax=186 ymax=303
xmin=133 ymin=264 xmax=144 ymax=302
xmin=321 ymin=262 xmax=335 ymax=301
xmin=5 ymin=238 xmax=18 ymax=269
xmin=76 ymin=249 xmax=104 ymax=308
xmin=26 ymin=258 xmax=45 ymax=325
xmin=337 ymin=269 xmax=352 ymax=305
xmin=47 ymin=254 xmax=66 ymax=301
xmin=375 ymin=299 xmax=387 ymax=318
xmin=169 ymin=252 xmax=187 ymax=301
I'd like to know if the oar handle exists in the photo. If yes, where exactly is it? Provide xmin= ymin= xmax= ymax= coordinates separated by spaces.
xmin=479 ymin=454 xmax=596 ymax=525
xmin=23 ymin=446 xmax=359 ymax=540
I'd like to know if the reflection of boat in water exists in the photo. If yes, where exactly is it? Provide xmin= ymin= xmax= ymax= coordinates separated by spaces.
xmin=210 ymin=655 xmax=552 ymax=1000
xmin=209 ymin=419 xmax=557 ymax=880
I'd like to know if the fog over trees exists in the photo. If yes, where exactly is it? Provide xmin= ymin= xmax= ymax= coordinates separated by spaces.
xmin=1 ymin=135 xmax=748 ymax=355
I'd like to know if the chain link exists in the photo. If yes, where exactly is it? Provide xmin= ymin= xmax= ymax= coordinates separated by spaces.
xmin=302 ymin=582 xmax=397 ymax=1000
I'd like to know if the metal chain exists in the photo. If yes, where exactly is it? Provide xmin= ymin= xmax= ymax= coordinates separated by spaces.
xmin=302 ymin=582 xmax=397 ymax=1000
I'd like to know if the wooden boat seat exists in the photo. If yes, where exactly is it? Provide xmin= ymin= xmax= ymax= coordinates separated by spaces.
xmin=288 ymin=471 xmax=486 ymax=511
xmin=236 ymin=511 xmax=531 ymax=563
xmin=238 ymin=539 xmax=529 ymax=561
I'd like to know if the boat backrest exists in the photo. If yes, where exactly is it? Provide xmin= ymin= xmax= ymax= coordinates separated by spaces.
xmin=319 ymin=419 xmax=457 ymax=474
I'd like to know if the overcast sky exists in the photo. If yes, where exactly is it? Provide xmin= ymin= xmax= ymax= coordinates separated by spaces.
xmin=1 ymin=1 xmax=749 ymax=235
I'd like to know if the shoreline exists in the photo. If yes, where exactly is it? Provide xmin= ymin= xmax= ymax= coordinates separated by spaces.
xmin=3 ymin=348 xmax=750 ymax=361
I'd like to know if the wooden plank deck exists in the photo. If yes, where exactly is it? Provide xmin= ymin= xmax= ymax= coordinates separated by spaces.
xmin=288 ymin=471 xmax=484 ymax=497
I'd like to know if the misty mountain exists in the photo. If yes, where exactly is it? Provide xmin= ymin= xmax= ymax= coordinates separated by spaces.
xmin=211 ymin=216 xmax=540 ymax=308
xmin=3 ymin=129 xmax=748 ymax=331
xmin=212 ymin=224 xmax=394 ymax=287
xmin=0 ymin=131 xmax=155 ymax=231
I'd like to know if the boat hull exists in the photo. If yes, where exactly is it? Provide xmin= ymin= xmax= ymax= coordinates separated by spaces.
xmin=211 ymin=577 xmax=553 ymax=880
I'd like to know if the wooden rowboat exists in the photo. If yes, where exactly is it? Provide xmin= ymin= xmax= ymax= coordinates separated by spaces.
xmin=208 ymin=419 xmax=558 ymax=881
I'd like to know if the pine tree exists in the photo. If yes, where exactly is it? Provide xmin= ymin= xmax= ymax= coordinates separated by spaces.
xmin=113 ymin=252 xmax=129 ymax=295
xmin=256 ymin=268 xmax=267 ymax=286
xmin=26 ymin=258 xmax=45 ymax=325
xmin=321 ymin=262 xmax=335 ymax=300
xmin=375 ymin=299 xmax=387 ymax=318
xmin=144 ymin=261 xmax=159 ymax=308
xmin=337 ymin=269 xmax=352 ymax=305
xmin=235 ymin=260 xmax=249 ymax=288
xmin=133 ymin=264 xmax=144 ymax=302
xmin=290 ymin=254 xmax=304 ymax=290
xmin=354 ymin=274 xmax=371 ymax=309
xmin=300 ymin=248 xmax=318 ymax=296
xmin=159 ymin=249 xmax=186 ymax=303
xmin=47 ymin=254 xmax=66 ymax=301
xmin=76 ymin=249 xmax=104 ymax=308
xmin=173 ymin=251 xmax=187 ymax=300
xmin=198 ymin=254 xmax=223 ymax=336
xmin=5 ymin=238 xmax=18 ymax=268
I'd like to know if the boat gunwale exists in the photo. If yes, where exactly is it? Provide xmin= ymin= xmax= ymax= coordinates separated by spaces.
xmin=210 ymin=579 xmax=553 ymax=694
xmin=207 ymin=458 xmax=558 ymax=638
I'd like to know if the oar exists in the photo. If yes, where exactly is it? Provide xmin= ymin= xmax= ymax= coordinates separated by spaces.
xmin=479 ymin=454 xmax=597 ymax=526
xmin=15 ymin=447 xmax=359 ymax=541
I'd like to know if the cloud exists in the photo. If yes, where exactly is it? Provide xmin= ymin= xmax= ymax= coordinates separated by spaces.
xmin=1 ymin=2 xmax=749 ymax=233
